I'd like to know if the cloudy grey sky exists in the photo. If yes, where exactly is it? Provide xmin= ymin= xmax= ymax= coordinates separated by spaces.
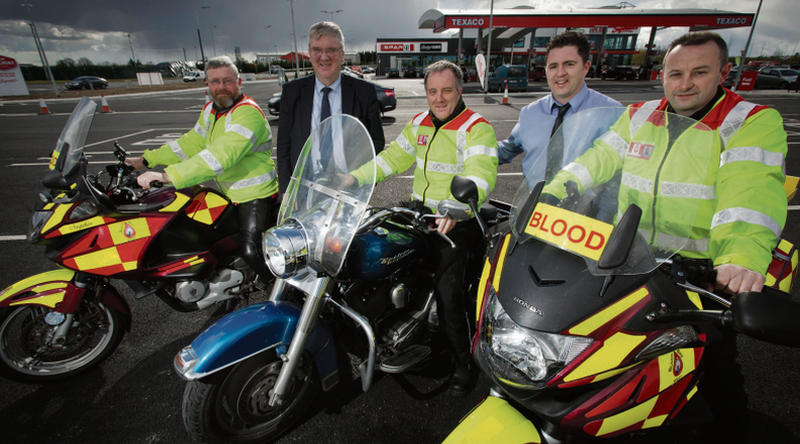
xmin=0 ymin=0 xmax=796 ymax=66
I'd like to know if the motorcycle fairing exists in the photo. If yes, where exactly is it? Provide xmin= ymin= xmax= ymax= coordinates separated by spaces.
xmin=57 ymin=216 xmax=172 ymax=276
xmin=184 ymin=190 xmax=230 ymax=225
xmin=182 ymin=301 xmax=337 ymax=383
xmin=443 ymin=396 xmax=542 ymax=444
xmin=562 ymin=346 xmax=703 ymax=438
xmin=0 ymin=269 xmax=76 ymax=309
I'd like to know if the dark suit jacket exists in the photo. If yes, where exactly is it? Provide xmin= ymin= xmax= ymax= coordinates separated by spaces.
xmin=277 ymin=74 xmax=385 ymax=192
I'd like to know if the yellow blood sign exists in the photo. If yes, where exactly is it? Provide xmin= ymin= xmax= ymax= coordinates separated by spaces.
xmin=524 ymin=203 xmax=614 ymax=261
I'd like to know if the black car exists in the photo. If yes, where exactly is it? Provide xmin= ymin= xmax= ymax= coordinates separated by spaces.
xmin=601 ymin=65 xmax=637 ymax=80
xmin=266 ymin=75 xmax=396 ymax=116
xmin=402 ymin=66 xmax=419 ymax=78
xmin=64 ymin=76 xmax=109 ymax=90
xmin=386 ymin=67 xmax=400 ymax=78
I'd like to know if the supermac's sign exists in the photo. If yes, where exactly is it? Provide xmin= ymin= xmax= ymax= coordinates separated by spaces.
xmin=377 ymin=42 xmax=448 ymax=53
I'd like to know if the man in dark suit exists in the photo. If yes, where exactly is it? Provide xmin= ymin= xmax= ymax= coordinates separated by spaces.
xmin=277 ymin=21 xmax=385 ymax=193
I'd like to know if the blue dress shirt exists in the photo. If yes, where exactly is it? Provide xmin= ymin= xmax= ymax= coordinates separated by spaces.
xmin=497 ymin=83 xmax=620 ymax=183
xmin=311 ymin=74 xmax=342 ymax=131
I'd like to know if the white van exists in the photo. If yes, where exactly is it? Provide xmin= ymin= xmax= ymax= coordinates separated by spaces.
xmin=183 ymin=71 xmax=206 ymax=82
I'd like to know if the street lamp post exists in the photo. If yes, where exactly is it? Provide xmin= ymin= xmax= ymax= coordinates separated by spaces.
xmin=289 ymin=0 xmax=300 ymax=77
xmin=127 ymin=33 xmax=137 ymax=69
xmin=195 ymin=6 xmax=211 ymax=65
xmin=21 ymin=1 xmax=58 ymax=96
xmin=320 ymin=9 xmax=343 ymax=21
xmin=264 ymin=25 xmax=272 ymax=73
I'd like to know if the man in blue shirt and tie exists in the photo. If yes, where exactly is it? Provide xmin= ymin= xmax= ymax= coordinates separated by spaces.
xmin=497 ymin=31 xmax=620 ymax=182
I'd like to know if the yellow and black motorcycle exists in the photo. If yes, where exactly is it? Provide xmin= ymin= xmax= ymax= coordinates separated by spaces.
xmin=446 ymin=107 xmax=800 ymax=443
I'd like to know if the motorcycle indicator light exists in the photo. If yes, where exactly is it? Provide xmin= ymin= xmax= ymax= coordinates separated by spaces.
xmin=482 ymin=288 xmax=593 ymax=387
xmin=634 ymin=325 xmax=697 ymax=362
xmin=67 ymin=201 xmax=98 ymax=221
xmin=29 ymin=210 xmax=53 ymax=241
xmin=174 ymin=345 xmax=199 ymax=380
xmin=263 ymin=220 xmax=308 ymax=278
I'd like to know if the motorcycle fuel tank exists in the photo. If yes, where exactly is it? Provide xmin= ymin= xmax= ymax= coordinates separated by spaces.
xmin=345 ymin=225 xmax=425 ymax=281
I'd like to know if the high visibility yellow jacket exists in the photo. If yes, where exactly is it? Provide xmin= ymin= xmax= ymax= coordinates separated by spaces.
xmin=351 ymin=107 xmax=498 ymax=213
xmin=143 ymin=95 xmax=278 ymax=203
xmin=546 ymin=89 xmax=787 ymax=274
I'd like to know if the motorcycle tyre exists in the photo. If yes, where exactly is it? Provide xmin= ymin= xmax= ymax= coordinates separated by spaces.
xmin=182 ymin=350 xmax=320 ymax=443
xmin=0 ymin=300 xmax=127 ymax=382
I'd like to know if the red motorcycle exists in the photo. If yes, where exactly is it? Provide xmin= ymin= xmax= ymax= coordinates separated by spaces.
xmin=0 ymin=97 xmax=262 ymax=382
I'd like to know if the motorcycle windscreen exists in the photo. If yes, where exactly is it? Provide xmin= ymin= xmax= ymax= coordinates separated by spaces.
xmin=509 ymin=106 xmax=715 ymax=276
xmin=279 ymin=114 xmax=377 ymax=276
xmin=48 ymin=96 xmax=97 ymax=177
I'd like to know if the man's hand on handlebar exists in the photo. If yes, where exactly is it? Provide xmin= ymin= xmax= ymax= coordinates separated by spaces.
xmin=125 ymin=157 xmax=146 ymax=170
xmin=715 ymin=263 xmax=765 ymax=294
xmin=434 ymin=213 xmax=457 ymax=235
xmin=137 ymin=171 xmax=170 ymax=189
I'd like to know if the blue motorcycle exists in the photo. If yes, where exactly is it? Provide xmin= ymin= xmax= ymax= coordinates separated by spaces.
xmin=173 ymin=114 xmax=505 ymax=442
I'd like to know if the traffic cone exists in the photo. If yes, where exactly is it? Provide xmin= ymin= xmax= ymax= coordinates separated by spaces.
xmin=502 ymin=80 xmax=510 ymax=105
xmin=100 ymin=94 xmax=112 ymax=113
xmin=38 ymin=95 xmax=51 ymax=114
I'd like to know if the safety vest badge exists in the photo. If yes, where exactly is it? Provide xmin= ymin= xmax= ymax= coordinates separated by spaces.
xmin=628 ymin=142 xmax=654 ymax=160
xmin=417 ymin=134 xmax=429 ymax=146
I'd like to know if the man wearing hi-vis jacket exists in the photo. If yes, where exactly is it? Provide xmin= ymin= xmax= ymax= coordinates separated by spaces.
xmin=544 ymin=31 xmax=787 ymax=439
xmin=126 ymin=55 xmax=278 ymax=287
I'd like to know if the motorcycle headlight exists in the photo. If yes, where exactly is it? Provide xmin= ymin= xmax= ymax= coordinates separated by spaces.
xmin=29 ymin=210 xmax=53 ymax=241
xmin=481 ymin=287 xmax=594 ymax=389
xmin=262 ymin=220 xmax=307 ymax=278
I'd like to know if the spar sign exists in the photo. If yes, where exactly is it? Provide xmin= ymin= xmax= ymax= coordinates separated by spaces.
xmin=0 ymin=55 xmax=29 ymax=97
xmin=524 ymin=203 xmax=613 ymax=261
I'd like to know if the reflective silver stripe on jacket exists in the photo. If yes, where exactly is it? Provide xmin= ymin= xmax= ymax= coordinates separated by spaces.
xmin=718 ymin=101 xmax=756 ymax=147
xmin=627 ymin=100 xmax=661 ymax=135
xmin=711 ymin=207 xmax=782 ymax=237
xmin=660 ymin=181 xmax=716 ymax=200
xmin=199 ymin=149 xmax=224 ymax=175
xmin=564 ymin=162 xmax=594 ymax=190
xmin=411 ymin=193 xmax=470 ymax=212
xmin=225 ymin=113 xmax=255 ymax=143
xmin=376 ymin=156 xmax=394 ymax=177
xmin=412 ymin=111 xmax=428 ymax=136
xmin=222 ymin=170 xmax=277 ymax=190
xmin=419 ymin=159 xmax=460 ymax=175
xmin=169 ymin=140 xmax=189 ymax=160
xmin=600 ymin=130 xmax=629 ymax=159
xmin=193 ymin=122 xmax=208 ymax=138
xmin=465 ymin=144 xmax=495 ymax=160
xmin=396 ymin=133 xmax=417 ymax=157
xmin=641 ymin=229 xmax=709 ymax=253
xmin=455 ymin=113 xmax=484 ymax=168
xmin=720 ymin=146 xmax=784 ymax=168
xmin=621 ymin=171 xmax=653 ymax=194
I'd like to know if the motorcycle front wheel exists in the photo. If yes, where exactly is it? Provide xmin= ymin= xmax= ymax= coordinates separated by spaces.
xmin=0 ymin=299 xmax=127 ymax=382
xmin=182 ymin=350 xmax=320 ymax=443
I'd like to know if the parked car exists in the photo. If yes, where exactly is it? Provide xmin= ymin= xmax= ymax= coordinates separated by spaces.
xmin=386 ymin=67 xmax=400 ymax=78
xmin=266 ymin=73 xmax=396 ymax=116
xmin=362 ymin=66 xmax=376 ymax=74
xmin=487 ymin=64 xmax=528 ymax=92
xmin=601 ymin=65 xmax=637 ymax=80
xmin=529 ymin=65 xmax=546 ymax=81
xmin=64 ymin=76 xmax=108 ymax=90
xmin=402 ymin=66 xmax=419 ymax=78
xmin=342 ymin=66 xmax=363 ymax=79
xmin=757 ymin=67 xmax=799 ymax=88
xmin=182 ymin=71 xmax=206 ymax=82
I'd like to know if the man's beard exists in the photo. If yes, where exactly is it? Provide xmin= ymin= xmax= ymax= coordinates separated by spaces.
xmin=213 ymin=94 xmax=235 ymax=108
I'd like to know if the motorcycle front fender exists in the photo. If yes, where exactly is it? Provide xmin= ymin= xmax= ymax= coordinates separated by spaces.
xmin=443 ymin=395 xmax=542 ymax=444
xmin=176 ymin=300 xmax=337 ymax=383
xmin=0 ymin=269 xmax=76 ymax=310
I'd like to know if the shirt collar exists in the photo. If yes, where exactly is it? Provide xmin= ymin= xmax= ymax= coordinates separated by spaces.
xmin=548 ymin=82 xmax=589 ymax=113
xmin=315 ymin=74 xmax=342 ymax=93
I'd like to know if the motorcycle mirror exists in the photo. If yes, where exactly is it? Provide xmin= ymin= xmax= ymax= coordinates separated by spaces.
xmin=41 ymin=169 xmax=70 ymax=191
xmin=451 ymin=176 xmax=479 ymax=204
xmin=730 ymin=288 xmax=800 ymax=347
xmin=513 ymin=181 xmax=544 ymax=236
xmin=598 ymin=204 xmax=642 ymax=269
